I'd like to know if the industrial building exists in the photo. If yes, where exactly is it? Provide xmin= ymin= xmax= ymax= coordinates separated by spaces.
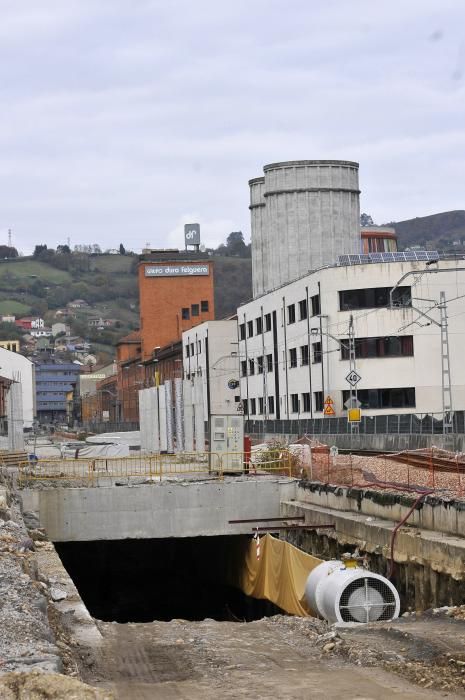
xmin=361 ymin=226 xmax=398 ymax=253
xmin=238 ymin=255 xmax=465 ymax=421
xmin=0 ymin=347 xmax=35 ymax=429
xmin=138 ymin=250 xmax=215 ymax=362
xmin=34 ymin=361 xmax=81 ymax=424
xmin=250 ymin=160 xmax=360 ymax=297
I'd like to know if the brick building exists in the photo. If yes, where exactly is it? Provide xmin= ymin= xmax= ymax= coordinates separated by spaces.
xmin=138 ymin=251 xmax=215 ymax=361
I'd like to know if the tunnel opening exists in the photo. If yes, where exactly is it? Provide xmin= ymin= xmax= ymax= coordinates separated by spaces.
xmin=55 ymin=535 xmax=283 ymax=623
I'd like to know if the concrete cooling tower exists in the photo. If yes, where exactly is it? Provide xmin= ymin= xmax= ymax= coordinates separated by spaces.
xmin=250 ymin=160 xmax=360 ymax=297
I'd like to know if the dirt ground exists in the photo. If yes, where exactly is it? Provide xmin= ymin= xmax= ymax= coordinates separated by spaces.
xmin=55 ymin=612 xmax=465 ymax=700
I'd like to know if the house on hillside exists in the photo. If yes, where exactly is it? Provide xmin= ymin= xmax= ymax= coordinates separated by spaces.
xmin=30 ymin=327 xmax=52 ymax=338
xmin=67 ymin=299 xmax=89 ymax=309
xmin=1 ymin=315 xmax=15 ymax=323
xmin=88 ymin=317 xmax=117 ymax=329
xmin=16 ymin=317 xmax=45 ymax=330
xmin=51 ymin=322 xmax=70 ymax=337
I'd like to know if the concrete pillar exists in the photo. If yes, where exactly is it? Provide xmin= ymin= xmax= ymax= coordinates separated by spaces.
xmin=183 ymin=380 xmax=194 ymax=452
xmin=174 ymin=378 xmax=184 ymax=452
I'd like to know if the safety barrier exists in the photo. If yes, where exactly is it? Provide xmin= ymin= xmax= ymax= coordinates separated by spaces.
xmin=308 ymin=446 xmax=465 ymax=499
xmin=16 ymin=450 xmax=292 ymax=487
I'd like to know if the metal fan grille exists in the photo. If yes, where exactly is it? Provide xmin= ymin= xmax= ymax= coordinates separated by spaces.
xmin=339 ymin=577 xmax=397 ymax=623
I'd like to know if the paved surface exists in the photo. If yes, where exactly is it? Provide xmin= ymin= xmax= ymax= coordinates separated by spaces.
xmin=75 ymin=618 xmax=460 ymax=700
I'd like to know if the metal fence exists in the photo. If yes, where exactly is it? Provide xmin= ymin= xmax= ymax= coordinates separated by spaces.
xmin=245 ymin=411 xmax=465 ymax=438
xmin=16 ymin=449 xmax=293 ymax=487
xmin=81 ymin=421 xmax=140 ymax=434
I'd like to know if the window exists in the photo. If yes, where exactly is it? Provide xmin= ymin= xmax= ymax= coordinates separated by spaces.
xmin=287 ymin=304 xmax=296 ymax=324
xmin=256 ymin=317 xmax=263 ymax=334
xmin=302 ymin=392 xmax=311 ymax=412
xmin=186 ymin=344 xmax=190 ymax=358
xmin=190 ymin=343 xmax=194 ymax=356
xmin=342 ymin=387 xmax=416 ymax=409
xmin=311 ymin=294 xmax=321 ymax=316
xmin=191 ymin=304 xmax=199 ymax=317
xmin=314 ymin=391 xmax=324 ymax=412
xmin=241 ymin=360 xmax=247 ymax=377
xmin=257 ymin=355 xmax=264 ymax=374
xmin=299 ymin=299 xmax=308 ymax=321
xmin=340 ymin=335 xmax=414 ymax=360
xmin=300 ymin=345 xmax=309 ymax=366
xmin=182 ymin=307 xmax=190 ymax=320
xmin=247 ymin=320 xmax=253 ymax=338
xmin=259 ymin=397 xmax=264 ymax=414
xmin=290 ymin=393 xmax=299 ymax=413
xmin=248 ymin=359 xmax=255 ymax=375
xmin=268 ymin=396 xmax=275 ymax=414
xmin=201 ymin=300 xmax=209 ymax=312
xmin=239 ymin=323 xmax=246 ymax=340
xmin=266 ymin=354 xmax=273 ymax=372
xmin=197 ymin=340 xmax=202 ymax=354
xmin=264 ymin=313 xmax=272 ymax=332
xmin=242 ymin=398 xmax=248 ymax=414
xmin=339 ymin=286 xmax=411 ymax=311
xmin=289 ymin=348 xmax=297 ymax=368
xmin=250 ymin=398 xmax=256 ymax=415
xmin=312 ymin=342 xmax=322 ymax=364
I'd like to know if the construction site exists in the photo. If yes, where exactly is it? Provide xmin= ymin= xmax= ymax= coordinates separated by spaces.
xmin=1 ymin=161 xmax=465 ymax=699
xmin=0 ymin=434 xmax=465 ymax=698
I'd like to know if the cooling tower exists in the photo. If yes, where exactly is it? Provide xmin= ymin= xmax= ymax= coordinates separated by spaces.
xmin=250 ymin=160 xmax=360 ymax=296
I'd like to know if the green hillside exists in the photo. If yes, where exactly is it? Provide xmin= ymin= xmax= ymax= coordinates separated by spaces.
xmin=386 ymin=210 xmax=465 ymax=251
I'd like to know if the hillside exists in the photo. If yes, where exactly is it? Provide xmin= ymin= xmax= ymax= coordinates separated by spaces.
xmin=387 ymin=210 xmax=465 ymax=251
xmin=0 ymin=253 xmax=252 ymax=356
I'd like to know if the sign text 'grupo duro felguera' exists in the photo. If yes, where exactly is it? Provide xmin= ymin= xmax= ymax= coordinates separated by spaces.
xmin=144 ymin=264 xmax=209 ymax=277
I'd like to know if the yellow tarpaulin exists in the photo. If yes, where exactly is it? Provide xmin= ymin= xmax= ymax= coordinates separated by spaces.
xmin=234 ymin=534 xmax=323 ymax=617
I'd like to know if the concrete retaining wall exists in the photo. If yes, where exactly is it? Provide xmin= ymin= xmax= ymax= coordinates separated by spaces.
xmin=21 ymin=478 xmax=297 ymax=542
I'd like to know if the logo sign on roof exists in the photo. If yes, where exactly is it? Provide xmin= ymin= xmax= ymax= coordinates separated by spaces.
xmin=184 ymin=223 xmax=200 ymax=246
xmin=145 ymin=264 xmax=209 ymax=277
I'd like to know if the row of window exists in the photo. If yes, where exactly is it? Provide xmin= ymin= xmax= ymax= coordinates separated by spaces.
xmin=239 ymin=295 xmax=322 ymax=340
xmin=181 ymin=300 xmax=209 ymax=321
xmin=240 ymin=335 xmax=414 ymax=376
xmin=185 ymin=339 xmax=202 ymax=358
xmin=246 ymin=387 xmax=416 ymax=415
xmin=241 ymin=354 xmax=273 ymax=376
xmin=240 ymin=286 xmax=413 ymax=340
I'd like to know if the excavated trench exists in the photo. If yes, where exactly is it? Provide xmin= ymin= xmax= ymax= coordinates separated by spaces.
xmin=55 ymin=535 xmax=281 ymax=623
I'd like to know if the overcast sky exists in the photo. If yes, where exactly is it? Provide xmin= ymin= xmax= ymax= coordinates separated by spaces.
xmin=1 ymin=0 xmax=464 ymax=254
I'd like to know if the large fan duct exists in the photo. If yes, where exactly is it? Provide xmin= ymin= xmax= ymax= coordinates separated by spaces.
xmin=305 ymin=558 xmax=400 ymax=624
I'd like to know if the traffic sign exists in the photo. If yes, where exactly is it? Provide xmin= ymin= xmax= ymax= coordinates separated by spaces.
xmin=348 ymin=408 xmax=361 ymax=423
xmin=345 ymin=370 xmax=361 ymax=386
xmin=344 ymin=396 xmax=362 ymax=409
xmin=324 ymin=395 xmax=334 ymax=405
xmin=323 ymin=404 xmax=335 ymax=416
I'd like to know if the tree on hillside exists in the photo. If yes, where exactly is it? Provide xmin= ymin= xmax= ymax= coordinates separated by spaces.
xmin=119 ymin=243 xmax=126 ymax=255
xmin=0 ymin=245 xmax=18 ymax=258
xmin=360 ymin=213 xmax=374 ymax=227
xmin=57 ymin=244 xmax=71 ymax=254
xmin=33 ymin=244 xmax=48 ymax=258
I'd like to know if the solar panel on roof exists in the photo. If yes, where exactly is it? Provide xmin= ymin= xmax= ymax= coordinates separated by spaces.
xmin=338 ymin=251 xmax=440 ymax=266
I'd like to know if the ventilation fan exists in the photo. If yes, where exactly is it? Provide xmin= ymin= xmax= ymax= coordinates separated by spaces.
xmin=305 ymin=560 xmax=400 ymax=624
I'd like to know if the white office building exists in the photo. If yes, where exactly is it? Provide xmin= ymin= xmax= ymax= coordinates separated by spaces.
xmin=238 ymin=255 xmax=465 ymax=421
xmin=182 ymin=320 xmax=241 ymax=417
xmin=0 ymin=347 xmax=35 ymax=429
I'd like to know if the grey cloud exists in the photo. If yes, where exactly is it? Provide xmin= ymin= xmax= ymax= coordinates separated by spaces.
xmin=0 ymin=0 xmax=464 ymax=252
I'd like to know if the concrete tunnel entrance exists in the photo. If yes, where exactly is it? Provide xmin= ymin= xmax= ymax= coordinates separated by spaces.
xmin=55 ymin=536 xmax=282 ymax=623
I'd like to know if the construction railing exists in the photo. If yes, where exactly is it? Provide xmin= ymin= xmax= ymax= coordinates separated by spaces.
xmin=16 ymin=449 xmax=292 ymax=487
xmin=308 ymin=446 xmax=465 ymax=499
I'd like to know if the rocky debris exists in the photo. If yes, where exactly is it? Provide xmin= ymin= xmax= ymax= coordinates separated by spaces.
xmin=0 ymin=671 xmax=114 ymax=699
xmin=50 ymin=587 xmax=68 ymax=602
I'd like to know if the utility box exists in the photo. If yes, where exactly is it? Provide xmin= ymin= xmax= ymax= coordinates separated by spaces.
xmin=210 ymin=415 xmax=244 ymax=471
